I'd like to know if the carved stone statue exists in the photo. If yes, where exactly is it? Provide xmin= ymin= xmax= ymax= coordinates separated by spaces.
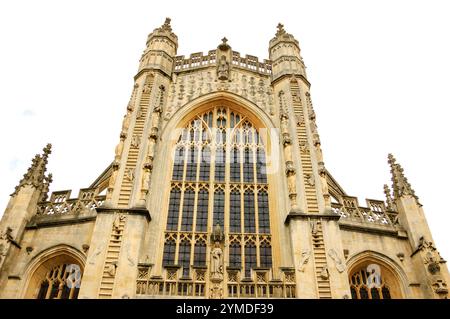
xmin=131 ymin=135 xmax=141 ymax=149
xmin=210 ymin=242 xmax=224 ymax=282
xmin=114 ymin=133 xmax=126 ymax=161
xmin=328 ymin=249 xmax=346 ymax=273
xmin=217 ymin=55 xmax=230 ymax=81
xmin=298 ymin=250 xmax=311 ymax=272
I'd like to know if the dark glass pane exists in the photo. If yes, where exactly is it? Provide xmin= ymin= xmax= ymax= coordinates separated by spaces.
xmin=185 ymin=146 xmax=198 ymax=181
xmin=243 ymin=148 xmax=254 ymax=183
xmin=194 ymin=243 xmax=206 ymax=266
xmin=244 ymin=191 xmax=255 ymax=233
xmin=61 ymin=285 xmax=71 ymax=299
xmin=229 ymin=243 xmax=241 ymax=268
xmin=258 ymin=191 xmax=270 ymax=233
xmin=49 ymin=282 xmax=59 ymax=299
xmin=196 ymin=190 xmax=209 ymax=232
xmin=260 ymin=245 xmax=272 ymax=268
xmin=37 ymin=281 xmax=49 ymax=299
xmin=178 ymin=241 xmax=191 ymax=277
xmin=199 ymin=147 xmax=210 ymax=181
xmin=213 ymin=191 xmax=225 ymax=228
xmin=214 ymin=147 xmax=225 ymax=182
xmin=181 ymin=189 xmax=195 ymax=231
xmin=382 ymin=286 xmax=391 ymax=299
xmin=244 ymin=245 xmax=257 ymax=277
xmin=166 ymin=189 xmax=181 ymax=231
xmin=359 ymin=287 xmax=369 ymax=299
xmin=351 ymin=286 xmax=358 ymax=299
xmin=163 ymin=241 xmax=176 ymax=266
xmin=229 ymin=191 xmax=241 ymax=233
xmin=256 ymin=148 xmax=267 ymax=183
xmin=371 ymin=287 xmax=380 ymax=299
xmin=172 ymin=147 xmax=185 ymax=180
xmin=230 ymin=148 xmax=241 ymax=182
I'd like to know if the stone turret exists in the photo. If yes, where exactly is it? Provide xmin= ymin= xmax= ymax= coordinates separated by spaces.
xmin=269 ymin=23 xmax=306 ymax=83
xmin=138 ymin=17 xmax=178 ymax=77
xmin=387 ymin=153 xmax=449 ymax=298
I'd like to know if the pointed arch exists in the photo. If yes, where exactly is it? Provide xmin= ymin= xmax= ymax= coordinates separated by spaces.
xmin=346 ymin=250 xmax=411 ymax=299
xmin=21 ymin=245 xmax=86 ymax=299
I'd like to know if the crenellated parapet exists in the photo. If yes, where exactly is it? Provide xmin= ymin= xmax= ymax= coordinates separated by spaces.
xmin=35 ymin=188 xmax=105 ymax=217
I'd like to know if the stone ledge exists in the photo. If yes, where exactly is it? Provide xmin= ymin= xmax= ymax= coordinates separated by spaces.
xmin=96 ymin=206 xmax=151 ymax=222
xmin=27 ymin=211 xmax=96 ymax=229
xmin=284 ymin=211 xmax=340 ymax=224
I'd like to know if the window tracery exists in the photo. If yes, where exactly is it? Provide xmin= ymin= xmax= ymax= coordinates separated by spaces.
xmin=163 ymin=105 xmax=272 ymax=279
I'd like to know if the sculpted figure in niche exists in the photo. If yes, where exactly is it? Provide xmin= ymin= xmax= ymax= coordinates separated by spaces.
xmin=217 ymin=55 xmax=230 ymax=81
xmin=210 ymin=242 xmax=224 ymax=282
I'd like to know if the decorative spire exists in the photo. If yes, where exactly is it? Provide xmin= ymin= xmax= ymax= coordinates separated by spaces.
xmin=383 ymin=184 xmax=396 ymax=211
xmin=11 ymin=144 xmax=53 ymax=197
xmin=387 ymin=154 xmax=420 ymax=205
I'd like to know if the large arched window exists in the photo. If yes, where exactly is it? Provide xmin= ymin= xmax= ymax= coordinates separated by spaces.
xmin=24 ymin=250 xmax=84 ymax=299
xmin=162 ymin=105 xmax=272 ymax=278
xmin=349 ymin=260 xmax=403 ymax=299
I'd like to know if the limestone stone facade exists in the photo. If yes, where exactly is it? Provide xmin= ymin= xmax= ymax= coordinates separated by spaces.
xmin=0 ymin=18 xmax=448 ymax=299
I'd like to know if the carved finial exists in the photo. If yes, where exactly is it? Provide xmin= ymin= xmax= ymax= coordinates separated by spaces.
xmin=383 ymin=184 xmax=396 ymax=211
xmin=276 ymin=23 xmax=286 ymax=37
xmin=161 ymin=17 xmax=172 ymax=32
xmin=388 ymin=154 xmax=420 ymax=205
xmin=12 ymin=143 xmax=53 ymax=197
xmin=218 ymin=37 xmax=230 ymax=51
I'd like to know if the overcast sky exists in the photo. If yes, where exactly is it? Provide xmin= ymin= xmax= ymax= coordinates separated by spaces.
xmin=1 ymin=0 xmax=449 ymax=260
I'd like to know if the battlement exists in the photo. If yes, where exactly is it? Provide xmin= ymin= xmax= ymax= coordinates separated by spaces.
xmin=36 ymin=188 xmax=105 ymax=216
xmin=174 ymin=50 xmax=272 ymax=76
xmin=331 ymin=196 xmax=399 ymax=228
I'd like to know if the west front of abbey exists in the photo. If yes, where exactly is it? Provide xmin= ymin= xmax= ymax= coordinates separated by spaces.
xmin=0 ymin=19 xmax=448 ymax=299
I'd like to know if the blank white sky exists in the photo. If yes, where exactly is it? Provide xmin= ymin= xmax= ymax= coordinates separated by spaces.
xmin=1 ymin=0 xmax=449 ymax=260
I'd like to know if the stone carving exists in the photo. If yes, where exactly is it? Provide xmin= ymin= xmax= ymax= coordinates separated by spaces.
xmin=210 ymin=283 xmax=223 ymax=299
xmin=388 ymin=153 xmax=420 ymax=205
xmin=211 ymin=224 xmax=224 ymax=243
xmin=106 ymin=161 xmax=120 ymax=201
xmin=310 ymin=221 xmax=318 ymax=236
xmin=397 ymin=252 xmax=405 ymax=262
xmin=318 ymin=162 xmax=332 ymax=211
xmin=298 ymin=250 xmax=311 ymax=272
xmin=115 ymin=133 xmax=126 ymax=161
xmin=88 ymin=245 xmax=103 ymax=265
xmin=433 ymin=278 xmax=449 ymax=297
xmin=106 ymin=261 xmax=118 ymax=277
xmin=143 ymin=83 xmax=152 ymax=94
xmin=140 ymin=163 xmax=152 ymax=201
xmin=305 ymin=173 xmax=315 ymax=187
xmin=210 ymin=243 xmax=224 ymax=282
xmin=131 ymin=134 xmax=141 ymax=149
xmin=125 ymin=168 xmax=135 ymax=182
xmin=113 ymin=214 xmax=126 ymax=232
xmin=320 ymin=265 xmax=329 ymax=280
xmin=12 ymin=144 xmax=52 ymax=196
xmin=417 ymin=236 xmax=444 ymax=275
xmin=384 ymin=184 xmax=397 ymax=211
xmin=328 ymin=249 xmax=346 ymax=273
xmin=217 ymin=55 xmax=230 ymax=81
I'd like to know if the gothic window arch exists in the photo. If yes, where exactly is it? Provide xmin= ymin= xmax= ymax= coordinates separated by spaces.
xmin=162 ymin=105 xmax=273 ymax=278
xmin=24 ymin=250 xmax=84 ymax=299
xmin=349 ymin=260 xmax=403 ymax=299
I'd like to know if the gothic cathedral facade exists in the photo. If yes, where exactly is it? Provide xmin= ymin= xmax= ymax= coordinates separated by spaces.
xmin=0 ymin=19 xmax=448 ymax=299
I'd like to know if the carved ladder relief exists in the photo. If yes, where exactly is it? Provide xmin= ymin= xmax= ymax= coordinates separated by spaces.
xmin=98 ymin=214 xmax=127 ymax=298
xmin=117 ymin=74 xmax=154 ymax=208
xmin=289 ymin=79 xmax=331 ymax=298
